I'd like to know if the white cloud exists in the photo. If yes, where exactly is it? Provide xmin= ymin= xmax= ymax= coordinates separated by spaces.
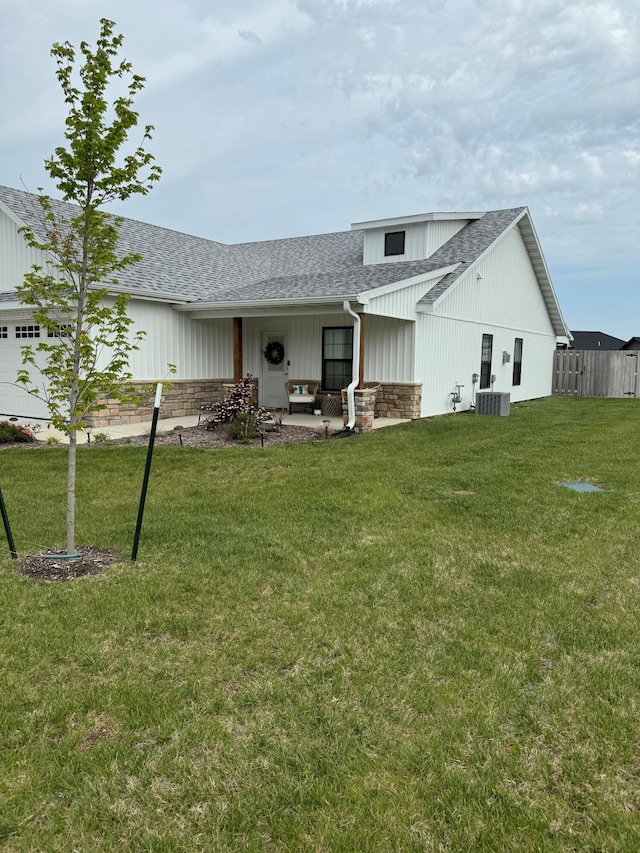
xmin=0 ymin=0 xmax=638 ymax=334
xmin=571 ymin=202 xmax=604 ymax=221
xmin=582 ymin=152 xmax=604 ymax=178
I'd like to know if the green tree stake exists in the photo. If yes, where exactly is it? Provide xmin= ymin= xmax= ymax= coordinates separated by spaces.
xmin=131 ymin=384 xmax=162 ymax=562
xmin=0 ymin=487 xmax=18 ymax=559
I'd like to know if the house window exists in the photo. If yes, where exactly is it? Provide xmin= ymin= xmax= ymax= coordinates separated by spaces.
xmin=512 ymin=338 xmax=523 ymax=386
xmin=15 ymin=325 xmax=40 ymax=339
xmin=322 ymin=326 xmax=353 ymax=391
xmin=480 ymin=333 xmax=493 ymax=389
xmin=48 ymin=324 xmax=73 ymax=338
xmin=0 ymin=326 xmax=7 ymax=339
xmin=384 ymin=231 xmax=405 ymax=256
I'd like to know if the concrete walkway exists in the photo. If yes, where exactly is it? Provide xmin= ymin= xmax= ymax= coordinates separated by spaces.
xmin=10 ymin=412 xmax=410 ymax=445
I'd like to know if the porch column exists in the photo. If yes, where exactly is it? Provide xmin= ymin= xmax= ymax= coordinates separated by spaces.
xmin=357 ymin=312 xmax=365 ymax=389
xmin=233 ymin=317 xmax=243 ymax=382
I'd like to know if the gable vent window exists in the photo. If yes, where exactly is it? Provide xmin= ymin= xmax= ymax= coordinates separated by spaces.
xmin=384 ymin=230 xmax=405 ymax=256
xmin=0 ymin=326 xmax=7 ymax=339
xmin=480 ymin=333 xmax=493 ymax=389
xmin=15 ymin=325 xmax=40 ymax=339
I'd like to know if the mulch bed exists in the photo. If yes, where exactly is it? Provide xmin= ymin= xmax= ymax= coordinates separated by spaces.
xmin=105 ymin=423 xmax=323 ymax=449
xmin=19 ymin=545 xmax=118 ymax=582
xmin=0 ymin=423 xmax=323 ymax=451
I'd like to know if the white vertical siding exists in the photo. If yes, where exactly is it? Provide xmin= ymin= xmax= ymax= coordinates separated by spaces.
xmin=244 ymin=314 xmax=349 ymax=381
xmin=0 ymin=212 xmax=61 ymax=417
xmin=363 ymin=220 xmax=467 ymax=265
xmin=367 ymin=277 xmax=440 ymax=320
xmin=414 ymin=227 xmax=558 ymax=416
xmin=364 ymin=315 xmax=414 ymax=382
xmin=0 ymin=208 xmax=53 ymax=291
xmin=242 ymin=312 xmax=413 ymax=386
xmin=416 ymin=313 xmax=556 ymax=416
xmin=433 ymin=228 xmax=554 ymax=333
xmin=124 ymin=300 xmax=232 ymax=379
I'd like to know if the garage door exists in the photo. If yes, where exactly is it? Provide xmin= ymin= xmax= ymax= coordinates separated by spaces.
xmin=0 ymin=322 xmax=51 ymax=419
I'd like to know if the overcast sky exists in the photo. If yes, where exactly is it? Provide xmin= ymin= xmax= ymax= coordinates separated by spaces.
xmin=1 ymin=0 xmax=638 ymax=338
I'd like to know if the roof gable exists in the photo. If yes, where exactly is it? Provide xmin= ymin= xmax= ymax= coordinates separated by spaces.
xmin=417 ymin=207 xmax=568 ymax=337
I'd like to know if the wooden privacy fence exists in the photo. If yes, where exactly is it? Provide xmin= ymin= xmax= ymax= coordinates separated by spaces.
xmin=554 ymin=350 xmax=639 ymax=398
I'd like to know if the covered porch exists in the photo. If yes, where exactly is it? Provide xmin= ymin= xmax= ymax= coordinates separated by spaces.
xmin=175 ymin=297 xmax=420 ymax=431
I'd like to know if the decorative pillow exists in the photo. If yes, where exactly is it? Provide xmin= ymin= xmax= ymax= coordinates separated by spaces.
xmin=291 ymin=384 xmax=308 ymax=395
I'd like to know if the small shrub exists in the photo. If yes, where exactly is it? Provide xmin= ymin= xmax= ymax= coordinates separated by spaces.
xmin=227 ymin=413 xmax=257 ymax=444
xmin=202 ymin=374 xmax=270 ymax=430
xmin=93 ymin=432 xmax=112 ymax=445
xmin=0 ymin=421 xmax=36 ymax=443
xmin=46 ymin=436 xmax=62 ymax=446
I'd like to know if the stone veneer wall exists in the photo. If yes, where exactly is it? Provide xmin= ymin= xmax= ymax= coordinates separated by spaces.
xmin=85 ymin=377 xmax=419 ymax=429
xmin=86 ymin=379 xmax=233 ymax=427
xmin=373 ymin=382 xmax=422 ymax=420
xmin=341 ymin=386 xmax=378 ymax=434
xmin=340 ymin=381 xmax=422 ymax=433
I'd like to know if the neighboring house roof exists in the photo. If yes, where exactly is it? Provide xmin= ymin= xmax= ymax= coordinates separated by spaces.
xmin=0 ymin=185 xmax=568 ymax=335
xmin=620 ymin=336 xmax=640 ymax=350
xmin=570 ymin=331 xmax=625 ymax=350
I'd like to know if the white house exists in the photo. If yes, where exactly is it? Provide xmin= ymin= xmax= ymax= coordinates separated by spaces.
xmin=0 ymin=185 xmax=569 ymax=428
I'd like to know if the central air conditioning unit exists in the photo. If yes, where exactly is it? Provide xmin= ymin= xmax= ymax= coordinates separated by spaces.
xmin=475 ymin=391 xmax=510 ymax=416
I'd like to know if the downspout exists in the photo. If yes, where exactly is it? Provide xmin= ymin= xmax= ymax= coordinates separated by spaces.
xmin=343 ymin=300 xmax=361 ymax=430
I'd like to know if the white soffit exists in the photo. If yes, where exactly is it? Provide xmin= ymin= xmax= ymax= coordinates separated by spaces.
xmin=516 ymin=211 xmax=570 ymax=338
xmin=351 ymin=212 xmax=484 ymax=231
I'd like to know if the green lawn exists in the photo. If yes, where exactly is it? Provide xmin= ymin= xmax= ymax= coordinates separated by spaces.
xmin=1 ymin=396 xmax=640 ymax=851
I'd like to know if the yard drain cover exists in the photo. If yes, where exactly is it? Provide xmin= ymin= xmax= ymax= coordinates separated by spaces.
xmin=558 ymin=482 xmax=603 ymax=493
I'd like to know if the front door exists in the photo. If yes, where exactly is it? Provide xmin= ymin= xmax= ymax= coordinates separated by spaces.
xmin=261 ymin=330 xmax=289 ymax=409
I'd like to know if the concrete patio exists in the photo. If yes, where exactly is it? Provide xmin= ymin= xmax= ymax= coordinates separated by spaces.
xmin=9 ymin=411 xmax=410 ymax=445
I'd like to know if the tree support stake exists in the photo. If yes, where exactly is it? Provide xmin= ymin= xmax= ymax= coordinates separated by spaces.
xmin=131 ymin=383 xmax=163 ymax=561
xmin=0 ymin=487 xmax=18 ymax=559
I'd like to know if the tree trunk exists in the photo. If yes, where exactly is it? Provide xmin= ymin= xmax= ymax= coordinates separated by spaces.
xmin=66 ymin=429 xmax=77 ymax=554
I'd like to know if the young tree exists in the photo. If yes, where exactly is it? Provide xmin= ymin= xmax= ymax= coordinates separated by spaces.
xmin=16 ymin=19 xmax=161 ymax=554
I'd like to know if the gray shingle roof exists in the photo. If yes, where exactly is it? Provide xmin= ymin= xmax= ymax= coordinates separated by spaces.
xmin=201 ymin=255 xmax=457 ymax=303
xmin=570 ymin=331 xmax=625 ymax=350
xmin=0 ymin=185 xmax=235 ymax=300
xmin=0 ymin=185 xmax=528 ymax=308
